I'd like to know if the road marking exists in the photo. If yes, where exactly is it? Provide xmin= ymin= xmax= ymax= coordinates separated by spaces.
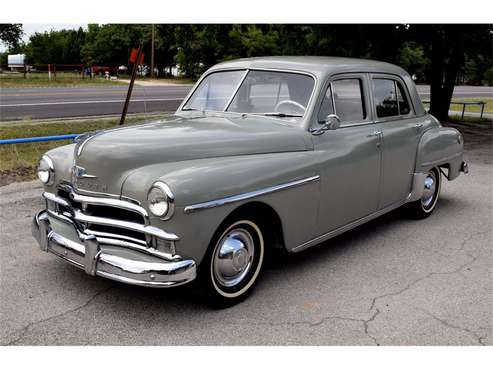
xmin=0 ymin=98 xmax=183 ymax=107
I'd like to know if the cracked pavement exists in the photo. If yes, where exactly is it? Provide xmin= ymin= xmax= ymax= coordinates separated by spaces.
xmin=1 ymin=123 xmax=491 ymax=345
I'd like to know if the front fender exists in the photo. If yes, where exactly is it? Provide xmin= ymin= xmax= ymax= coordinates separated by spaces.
xmin=416 ymin=127 xmax=464 ymax=180
xmin=43 ymin=143 xmax=76 ymax=191
xmin=122 ymin=152 xmax=320 ymax=264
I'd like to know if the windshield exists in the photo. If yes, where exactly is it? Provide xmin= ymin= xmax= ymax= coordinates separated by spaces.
xmin=183 ymin=69 xmax=315 ymax=118
xmin=183 ymin=70 xmax=245 ymax=111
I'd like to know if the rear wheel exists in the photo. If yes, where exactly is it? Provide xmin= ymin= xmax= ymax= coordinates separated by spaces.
xmin=406 ymin=167 xmax=441 ymax=219
xmin=200 ymin=218 xmax=265 ymax=307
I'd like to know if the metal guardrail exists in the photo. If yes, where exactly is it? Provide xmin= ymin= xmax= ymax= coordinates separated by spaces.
xmin=0 ymin=134 xmax=78 ymax=145
xmin=423 ymin=100 xmax=486 ymax=120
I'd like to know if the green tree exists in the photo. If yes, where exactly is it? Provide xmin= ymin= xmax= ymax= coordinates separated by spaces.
xmin=0 ymin=24 xmax=23 ymax=50
xmin=24 ymin=28 xmax=86 ymax=65
xmin=228 ymin=25 xmax=280 ymax=58
xmin=407 ymin=24 xmax=492 ymax=120
xmin=81 ymin=24 xmax=147 ymax=66
xmin=397 ymin=42 xmax=429 ymax=82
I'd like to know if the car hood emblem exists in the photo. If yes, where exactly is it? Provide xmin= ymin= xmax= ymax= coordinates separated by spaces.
xmin=73 ymin=165 xmax=97 ymax=179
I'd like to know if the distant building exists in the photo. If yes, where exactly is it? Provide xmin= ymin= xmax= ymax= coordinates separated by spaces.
xmin=8 ymin=54 xmax=26 ymax=71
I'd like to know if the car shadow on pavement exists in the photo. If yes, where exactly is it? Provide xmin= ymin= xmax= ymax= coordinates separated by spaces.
xmin=50 ymin=193 xmax=464 ymax=320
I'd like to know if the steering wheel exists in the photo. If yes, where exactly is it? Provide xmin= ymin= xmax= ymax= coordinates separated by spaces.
xmin=274 ymin=100 xmax=306 ymax=114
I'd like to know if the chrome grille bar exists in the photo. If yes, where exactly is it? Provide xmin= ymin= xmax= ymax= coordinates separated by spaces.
xmin=70 ymin=191 xmax=149 ymax=219
xmin=42 ymin=191 xmax=179 ymax=242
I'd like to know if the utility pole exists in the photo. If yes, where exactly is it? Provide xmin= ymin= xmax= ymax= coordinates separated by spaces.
xmin=150 ymin=24 xmax=155 ymax=79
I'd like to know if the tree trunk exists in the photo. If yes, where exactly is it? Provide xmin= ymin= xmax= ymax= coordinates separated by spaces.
xmin=428 ymin=27 xmax=464 ymax=122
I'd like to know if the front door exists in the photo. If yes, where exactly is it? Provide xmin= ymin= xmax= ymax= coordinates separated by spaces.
xmin=312 ymin=74 xmax=381 ymax=235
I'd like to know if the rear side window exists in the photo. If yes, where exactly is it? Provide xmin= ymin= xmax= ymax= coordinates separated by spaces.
xmin=373 ymin=78 xmax=412 ymax=118
xmin=396 ymin=81 xmax=411 ymax=115
xmin=319 ymin=78 xmax=366 ymax=123
xmin=373 ymin=79 xmax=398 ymax=118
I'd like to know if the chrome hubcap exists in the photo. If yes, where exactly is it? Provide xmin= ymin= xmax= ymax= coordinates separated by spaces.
xmin=421 ymin=171 xmax=437 ymax=209
xmin=213 ymin=228 xmax=254 ymax=288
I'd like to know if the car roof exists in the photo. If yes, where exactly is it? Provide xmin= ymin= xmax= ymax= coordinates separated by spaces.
xmin=209 ymin=56 xmax=408 ymax=78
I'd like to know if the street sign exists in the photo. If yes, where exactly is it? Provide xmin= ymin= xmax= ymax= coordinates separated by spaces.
xmin=129 ymin=48 xmax=145 ymax=65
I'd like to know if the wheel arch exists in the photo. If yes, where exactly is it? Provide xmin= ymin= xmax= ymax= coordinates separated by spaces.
xmin=213 ymin=201 xmax=286 ymax=252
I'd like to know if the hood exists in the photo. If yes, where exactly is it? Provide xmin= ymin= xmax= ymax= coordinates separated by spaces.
xmin=72 ymin=114 xmax=311 ymax=195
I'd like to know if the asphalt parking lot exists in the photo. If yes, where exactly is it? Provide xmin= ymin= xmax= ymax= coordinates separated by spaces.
xmin=1 ymin=123 xmax=491 ymax=345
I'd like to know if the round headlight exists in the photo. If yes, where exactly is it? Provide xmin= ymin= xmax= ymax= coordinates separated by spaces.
xmin=147 ymin=182 xmax=175 ymax=219
xmin=37 ymin=155 xmax=54 ymax=185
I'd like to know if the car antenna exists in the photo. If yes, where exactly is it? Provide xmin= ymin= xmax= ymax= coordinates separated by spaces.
xmin=120 ymin=40 xmax=144 ymax=125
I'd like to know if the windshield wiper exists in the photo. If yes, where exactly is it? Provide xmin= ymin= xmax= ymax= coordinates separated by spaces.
xmin=182 ymin=107 xmax=200 ymax=111
xmin=261 ymin=112 xmax=303 ymax=118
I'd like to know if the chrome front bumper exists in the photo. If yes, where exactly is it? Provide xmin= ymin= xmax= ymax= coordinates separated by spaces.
xmin=32 ymin=210 xmax=196 ymax=287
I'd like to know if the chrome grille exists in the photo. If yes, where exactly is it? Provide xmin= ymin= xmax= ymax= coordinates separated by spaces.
xmin=55 ymin=186 xmax=147 ymax=242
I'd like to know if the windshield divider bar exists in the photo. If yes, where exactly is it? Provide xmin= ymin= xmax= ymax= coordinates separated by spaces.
xmin=223 ymin=69 xmax=249 ymax=112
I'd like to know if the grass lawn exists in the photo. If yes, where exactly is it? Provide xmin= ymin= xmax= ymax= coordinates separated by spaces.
xmin=0 ymin=113 xmax=169 ymax=185
xmin=449 ymin=97 xmax=492 ymax=114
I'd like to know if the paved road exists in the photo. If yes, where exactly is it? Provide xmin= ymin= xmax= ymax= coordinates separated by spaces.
xmin=0 ymin=124 xmax=491 ymax=345
xmin=1 ymin=84 xmax=491 ymax=121
xmin=0 ymin=85 xmax=192 ymax=121
xmin=416 ymin=85 xmax=492 ymax=99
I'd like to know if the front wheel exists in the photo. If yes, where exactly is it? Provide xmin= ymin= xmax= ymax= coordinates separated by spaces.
xmin=200 ymin=218 xmax=265 ymax=307
xmin=406 ymin=167 xmax=441 ymax=219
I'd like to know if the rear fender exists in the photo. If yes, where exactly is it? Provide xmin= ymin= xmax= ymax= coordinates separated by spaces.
xmin=415 ymin=127 xmax=464 ymax=181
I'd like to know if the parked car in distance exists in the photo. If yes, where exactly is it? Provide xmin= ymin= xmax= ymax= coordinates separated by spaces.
xmin=33 ymin=57 xmax=468 ymax=306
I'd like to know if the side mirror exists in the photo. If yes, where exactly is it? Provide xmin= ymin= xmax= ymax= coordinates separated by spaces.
xmin=324 ymin=114 xmax=341 ymax=130
xmin=311 ymin=114 xmax=341 ymax=135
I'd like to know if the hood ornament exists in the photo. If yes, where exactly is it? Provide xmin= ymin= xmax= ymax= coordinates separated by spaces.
xmin=72 ymin=165 xmax=97 ymax=179
xmin=71 ymin=165 xmax=106 ymax=192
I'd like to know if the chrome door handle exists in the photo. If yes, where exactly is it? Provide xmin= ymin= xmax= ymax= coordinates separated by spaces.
xmin=415 ymin=123 xmax=424 ymax=129
xmin=367 ymin=131 xmax=382 ymax=138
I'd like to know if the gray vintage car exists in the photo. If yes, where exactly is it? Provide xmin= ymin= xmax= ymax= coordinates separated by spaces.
xmin=32 ymin=56 xmax=468 ymax=305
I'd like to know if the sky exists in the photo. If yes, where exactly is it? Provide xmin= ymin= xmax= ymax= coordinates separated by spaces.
xmin=1 ymin=23 xmax=87 ymax=52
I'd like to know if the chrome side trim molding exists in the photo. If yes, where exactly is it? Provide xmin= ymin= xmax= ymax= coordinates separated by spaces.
xmin=291 ymin=198 xmax=406 ymax=253
xmin=183 ymin=175 xmax=320 ymax=214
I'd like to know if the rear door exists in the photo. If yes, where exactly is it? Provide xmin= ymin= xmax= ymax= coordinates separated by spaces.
xmin=371 ymin=74 xmax=425 ymax=208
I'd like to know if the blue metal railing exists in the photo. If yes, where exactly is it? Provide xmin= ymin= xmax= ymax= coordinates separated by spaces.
xmin=0 ymin=134 xmax=78 ymax=145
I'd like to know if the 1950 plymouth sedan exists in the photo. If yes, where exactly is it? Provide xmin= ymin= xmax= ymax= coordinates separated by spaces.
xmin=33 ymin=56 xmax=468 ymax=306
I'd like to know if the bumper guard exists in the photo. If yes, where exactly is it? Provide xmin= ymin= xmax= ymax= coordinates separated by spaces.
xmin=32 ymin=210 xmax=196 ymax=287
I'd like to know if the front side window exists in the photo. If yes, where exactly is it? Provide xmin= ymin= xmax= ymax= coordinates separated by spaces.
xmin=183 ymin=70 xmax=245 ymax=111
xmin=323 ymin=78 xmax=366 ymax=123
xmin=373 ymin=78 xmax=412 ymax=118
xmin=317 ymin=85 xmax=335 ymax=122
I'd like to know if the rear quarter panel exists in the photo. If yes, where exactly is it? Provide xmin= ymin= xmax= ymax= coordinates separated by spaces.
xmin=416 ymin=126 xmax=464 ymax=179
